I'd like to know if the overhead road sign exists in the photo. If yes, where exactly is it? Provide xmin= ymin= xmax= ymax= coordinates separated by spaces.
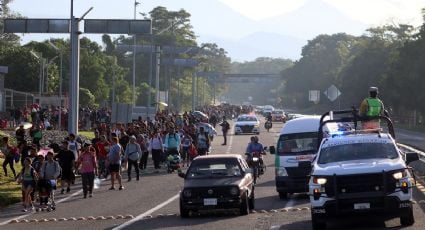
xmin=3 ymin=19 xmax=70 ymax=33
xmin=84 ymin=19 xmax=151 ymax=34
xmin=197 ymin=72 xmax=221 ymax=78
xmin=116 ymin=44 xmax=200 ymax=55
xmin=223 ymin=74 xmax=281 ymax=79
xmin=161 ymin=58 xmax=198 ymax=67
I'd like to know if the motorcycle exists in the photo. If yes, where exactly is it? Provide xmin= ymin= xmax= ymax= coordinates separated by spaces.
xmin=265 ymin=120 xmax=272 ymax=132
xmin=245 ymin=151 xmax=266 ymax=184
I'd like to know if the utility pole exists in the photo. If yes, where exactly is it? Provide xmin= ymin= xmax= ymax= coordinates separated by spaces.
xmin=132 ymin=0 xmax=140 ymax=106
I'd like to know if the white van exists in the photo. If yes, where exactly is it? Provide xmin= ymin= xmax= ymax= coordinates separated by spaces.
xmin=270 ymin=116 xmax=336 ymax=199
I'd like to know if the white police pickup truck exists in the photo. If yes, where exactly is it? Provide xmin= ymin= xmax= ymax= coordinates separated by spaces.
xmin=308 ymin=110 xmax=420 ymax=230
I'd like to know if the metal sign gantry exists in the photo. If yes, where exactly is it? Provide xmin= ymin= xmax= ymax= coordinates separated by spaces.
xmin=2 ymin=3 xmax=151 ymax=135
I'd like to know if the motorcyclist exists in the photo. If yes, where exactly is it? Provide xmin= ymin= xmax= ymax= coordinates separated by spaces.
xmin=245 ymin=136 xmax=265 ymax=168
xmin=265 ymin=116 xmax=272 ymax=130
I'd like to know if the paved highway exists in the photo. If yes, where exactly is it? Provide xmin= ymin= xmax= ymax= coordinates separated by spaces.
xmin=1 ymin=120 xmax=425 ymax=230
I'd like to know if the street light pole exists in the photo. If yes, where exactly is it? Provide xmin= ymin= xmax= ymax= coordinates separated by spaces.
xmin=69 ymin=0 xmax=93 ymax=134
xmin=48 ymin=41 xmax=63 ymax=130
xmin=132 ymin=0 xmax=140 ymax=106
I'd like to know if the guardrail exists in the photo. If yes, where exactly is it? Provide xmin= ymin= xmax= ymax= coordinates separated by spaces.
xmin=397 ymin=143 xmax=425 ymax=176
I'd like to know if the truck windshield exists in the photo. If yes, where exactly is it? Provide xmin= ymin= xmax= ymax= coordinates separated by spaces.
xmin=318 ymin=142 xmax=399 ymax=164
xmin=277 ymin=132 xmax=318 ymax=156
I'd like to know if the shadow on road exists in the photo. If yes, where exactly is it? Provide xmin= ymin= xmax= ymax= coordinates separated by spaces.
xmin=107 ymin=213 xmax=241 ymax=230
xmin=276 ymin=216 xmax=404 ymax=230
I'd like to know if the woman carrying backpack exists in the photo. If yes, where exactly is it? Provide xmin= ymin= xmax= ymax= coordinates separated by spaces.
xmin=18 ymin=157 xmax=38 ymax=212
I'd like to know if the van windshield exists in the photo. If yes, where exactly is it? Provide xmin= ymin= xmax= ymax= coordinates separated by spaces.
xmin=277 ymin=132 xmax=318 ymax=156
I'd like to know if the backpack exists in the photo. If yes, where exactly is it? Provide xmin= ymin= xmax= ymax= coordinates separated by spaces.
xmin=189 ymin=144 xmax=198 ymax=158
xmin=43 ymin=160 xmax=62 ymax=179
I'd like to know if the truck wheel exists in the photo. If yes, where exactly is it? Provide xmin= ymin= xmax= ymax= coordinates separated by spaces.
xmin=400 ymin=206 xmax=414 ymax=226
xmin=312 ymin=212 xmax=326 ymax=230
xmin=240 ymin=193 xmax=249 ymax=215
xmin=180 ymin=200 xmax=190 ymax=218
xmin=279 ymin=192 xmax=288 ymax=200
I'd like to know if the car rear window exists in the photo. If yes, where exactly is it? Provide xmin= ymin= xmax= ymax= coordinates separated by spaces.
xmin=186 ymin=159 xmax=242 ymax=178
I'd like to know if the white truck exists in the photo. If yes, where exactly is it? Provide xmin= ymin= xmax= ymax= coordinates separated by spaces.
xmin=309 ymin=110 xmax=419 ymax=230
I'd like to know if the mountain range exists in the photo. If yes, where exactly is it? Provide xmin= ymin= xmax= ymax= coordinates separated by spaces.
xmin=189 ymin=0 xmax=369 ymax=61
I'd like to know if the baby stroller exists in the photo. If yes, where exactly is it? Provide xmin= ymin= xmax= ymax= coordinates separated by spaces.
xmin=166 ymin=154 xmax=182 ymax=173
xmin=36 ymin=179 xmax=56 ymax=212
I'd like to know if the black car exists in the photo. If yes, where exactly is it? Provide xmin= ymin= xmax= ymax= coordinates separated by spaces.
xmin=178 ymin=154 xmax=255 ymax=217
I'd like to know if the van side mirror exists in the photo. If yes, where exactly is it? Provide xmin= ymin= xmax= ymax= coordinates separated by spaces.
xmin=405 ymin=152 xmax=419 ymax=165
xmin=269 ymin=146 xmax=275 ymax=154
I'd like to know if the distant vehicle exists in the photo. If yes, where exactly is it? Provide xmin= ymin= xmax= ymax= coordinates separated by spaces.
xmin=192 ymin=111 xmax=209 ymax=122
xmin=286 ymin=113 xmax=305 ymax=121
xmin=271 ymin=110 xmax=286 ymax=122
xmin=178 ymin=154 xmax=255 ymax=217
xmin=262 ymin=105 xmax=274 ymax=115
xmin=234 ymin=114 xmax=260 ymax=135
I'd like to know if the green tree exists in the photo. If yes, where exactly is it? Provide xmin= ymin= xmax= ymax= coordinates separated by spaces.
xmin=79 ymin=87 xmax=97 ymax=108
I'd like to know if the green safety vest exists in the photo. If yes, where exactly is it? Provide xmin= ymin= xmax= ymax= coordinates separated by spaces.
xmin=366 ymin=98 xmax=382 ymax=117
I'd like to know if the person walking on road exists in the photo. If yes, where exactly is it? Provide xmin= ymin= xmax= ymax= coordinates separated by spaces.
xmin=138 ymin=134 xmax=149 ymax=170
xmin=95 ymin=135 xmax=110 ymax=179
xmin=108 ymin=137 xmax=124 ymax=190
xmin=164 ymin=126 xmax=181 ymax=156
xmin=180 ymin=131 xmax=193 ymax=167
xmin=1 ymin=136 xmax=17 ymax=178
xmin=39 ymin=152 xmax=61 ymax=207
xmin=149 ymin=130 xmax=164 ymax=170
xmin=77 ymin=142 xmax=98 ymax=198
xmin=55 ymin=140 xmax=75 ymax=194
xmin=18 ymin=157 xmax=38 ymax=212
xmin=220 ymin=116 xmax=230 ymax=145
xmin=196 ymin=127 xmax=210 ymax=156
xmin=124 ymin=136 xmax=142 ymax=181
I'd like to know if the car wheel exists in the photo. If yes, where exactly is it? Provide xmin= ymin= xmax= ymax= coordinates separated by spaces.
xmin=279 ymin=192 xmax=288 ymax=200
xmin=311 ymin=212 xmax=326 ymax=230
xmin=180 ymin=200 xmax=190 ymax=218
xmin=248 ymin=190 xmax=255 ymax=210
xmin=400 ymin=206 xmax=414 ymax=226
xmin=240 ymin=193 xmax=250 ymax=215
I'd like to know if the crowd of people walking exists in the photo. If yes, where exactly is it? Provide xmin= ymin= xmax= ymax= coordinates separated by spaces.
xmin=1 ymin=104 xmax=243 ymax=212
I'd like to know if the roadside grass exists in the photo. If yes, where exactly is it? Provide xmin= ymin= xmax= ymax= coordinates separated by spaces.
xmin=79 ymin=131 xmax=95 ymax=139
xmin=0 ymin=158 xmax=22 ymax=208
xmin=0 ymin=131 xmax=22 ymax=208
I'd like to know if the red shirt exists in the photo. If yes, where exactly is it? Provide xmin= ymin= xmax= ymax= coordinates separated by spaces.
xmin=95 ymin=141 xmax=109 ymax=158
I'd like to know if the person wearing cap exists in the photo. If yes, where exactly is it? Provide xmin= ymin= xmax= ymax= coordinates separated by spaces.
xmin=124 ymin=136 xmax=142 ymax=181
xmin=76 ymin=142 xmax=97 ymax=198
xmin=359 ymin=87 xmax=385 ymax=129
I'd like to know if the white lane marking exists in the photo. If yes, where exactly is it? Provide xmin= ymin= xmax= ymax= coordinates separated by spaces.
xmin=226 ymin=125 xmax=235 ymax=154
xmin=113 ymin=193 xmax=180 ymax=230
xmin=0 ymin=188 xmax=83 ymax=226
